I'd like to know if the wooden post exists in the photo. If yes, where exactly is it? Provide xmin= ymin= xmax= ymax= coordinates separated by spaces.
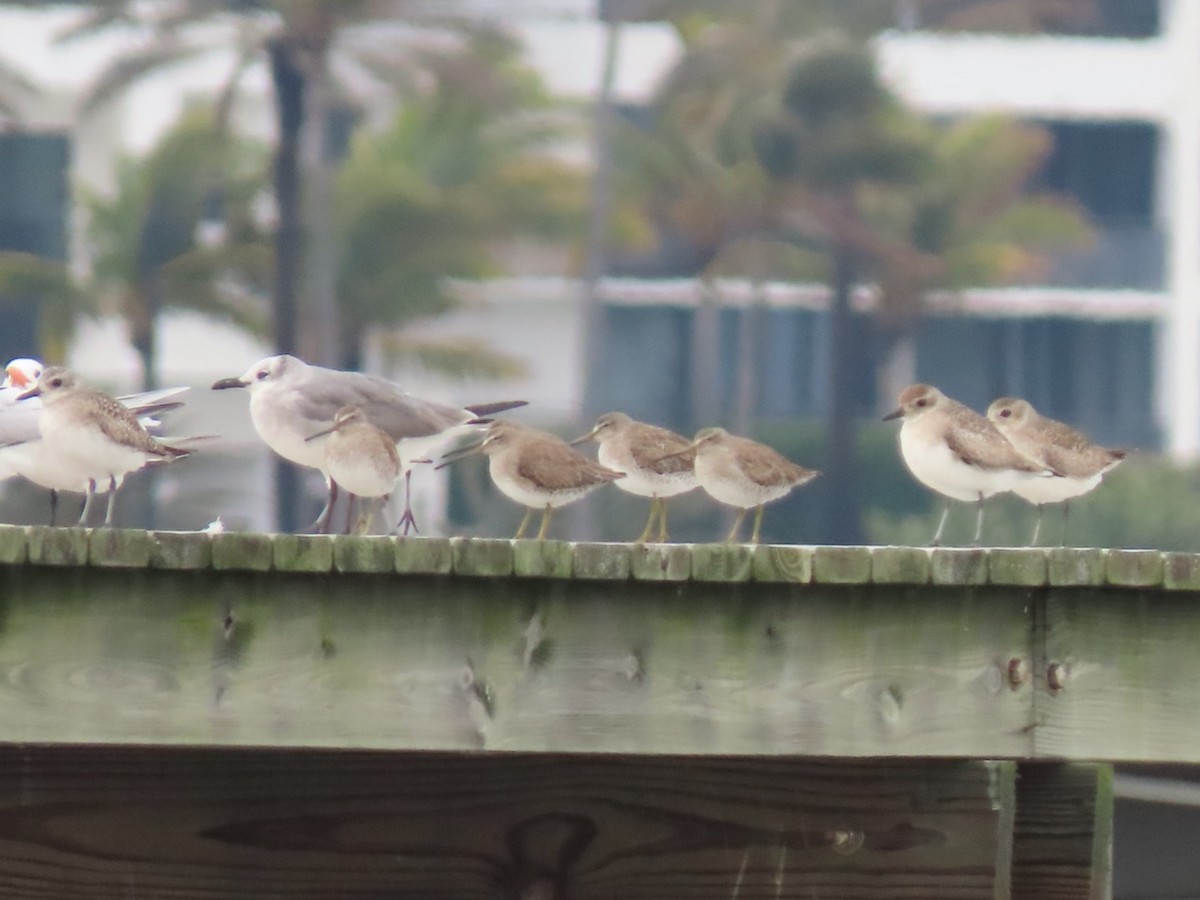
xmin=1011 ymin=763 xmax=1113 ymax=900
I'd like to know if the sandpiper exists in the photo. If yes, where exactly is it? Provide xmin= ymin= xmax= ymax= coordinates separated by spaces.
xmin=212 ymin=355 xmax=525 ymax=534
xmin=18 ymin=367 xmax=190 ymax=526
xmin=305 ymin=405 xmax=401 ymax=534
xmin=884 ymin=384 xmax=1056 ymax=546
xmin=987 ymin=397 xmax=1126 ymax=545
xmin=571 ymin=412 xmax=697 ymax=543
xmin=661 ymin=427 xmax=819 ymax=544
xmin=439 ymin=420 xmax=623 ymax=540
xmin=0 ymin=359 xmax=190 ymax=524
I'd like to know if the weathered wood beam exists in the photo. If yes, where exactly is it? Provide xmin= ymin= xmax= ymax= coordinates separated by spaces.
xmin=0 ymin=745 xmax=1016 ymax=900
xmin=0 ymin=527 xmax=1194 ymax=761
xmin=1011 ymin=763 xmax=1113 ymax=900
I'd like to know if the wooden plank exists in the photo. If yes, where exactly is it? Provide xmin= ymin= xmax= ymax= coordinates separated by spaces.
xmin=1035 ymin=589 xmax=1200 ymax=762
xmin=0 ymin=746 xmax=1016 ymax=900
xmin=0 ymin=566 xmax=1032 ymax=755
xmin=1011 ymin=763 xmax=1113 ymax=900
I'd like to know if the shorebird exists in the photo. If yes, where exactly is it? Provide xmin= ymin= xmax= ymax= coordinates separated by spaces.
xmin=571 ymin=412 xmax=696 ymax=543
xmin=305 ymin=405 xmax=401 ymax=534
xmin=884 ymin=384 xmax=1056 ymax=546
xmin=0 ymin=359 xmax=189 ymax=524
xmin=660 ymin=427 xmax=819 ymax=544
xmin=212 ymin=355 xmax=525 ymax=534
xmin=439 ymin=420 xmax=623 ymax=540
xmin=987 ymin=397 xmax=1126 ymax=545
xmin=18 ymin=367 xmax=190 ymax=526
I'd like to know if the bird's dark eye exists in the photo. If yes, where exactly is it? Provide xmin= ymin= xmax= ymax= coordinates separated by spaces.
xmin=50 ymin=377 xmax=63 ymax=388
xmin=1000 ymin=409 xmax=1012 ymax=418
xmin=915 ymin=398 xmax=927 ymax=408
xmin=256 ymin=370 xmax=269 ymax=381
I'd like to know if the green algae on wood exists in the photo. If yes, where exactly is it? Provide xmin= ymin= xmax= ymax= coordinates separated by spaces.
xmin=150 ymin=531 xmax=212 ymax=569
xmin=629 ymin=542 xmax=692 ymax=581
xmin=871 ymin=546 xmax=931 ymax=585
xmin=333 ymin=535 xmax=395 ymax=574
xmin=930 ymin=548 xmax=988 ymax=586
xmin=26 ymin=525 xmax=88 ymax=566
xmin=272 ymin=534 xmax=334 ymax=573
xmin=987 ymin=549 xmax=1047 ymax=586
xmin=572 ymin=542 xmax=631 ymax=580
xmin=752 ymin=545 xmax=814 ymax=583
xmin=812 ymin=546 xmax=872 ymax=584
xmin=512 ymin=540 xmax=573 ymax=579
xmin=89 ymin=528 xmax=154 ymax=568
xmin=211 ymin=532 xmax=273 ymax=571
xmin=690 ymin=543 xmax=753 ymax=582
xmin=1046 ymin=547 xmax=1106 ymax=586
xmin=396 ymin=537 xmax=454 ymax=575
xmin=1105 ymin=549 xmax=1164 ymax=587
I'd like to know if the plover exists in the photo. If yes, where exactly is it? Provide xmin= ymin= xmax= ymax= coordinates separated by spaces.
xmin=212 ymin=355 xmax=525 ymax=534
xmin=884 ymin=384 xmax=1056 ymax=546
xmin=18 ymin=367 xmax=190 ymax=526
xmin=306 ymin=405 xmax=401 ymax=534
xmin=439 ymin=420 xmax=623 ymax=540
xmin=571 ymin=412 xmax=697 ymax=543
xmin=987 ymin=396 xmax=1126 ymax=545
xmin=0 ymin=359 xmax=189 ymax=524
xmin=661 ymin=427 xmax=819 ymax=544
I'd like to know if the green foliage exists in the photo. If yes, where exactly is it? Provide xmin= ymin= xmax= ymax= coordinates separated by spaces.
xmin=0 ymin=251 xmax=86 ymax=363
xmin=84 ymin=106 xmax=272 ymax=346
xmin=334 ymin=30 xmax=586 ymax=370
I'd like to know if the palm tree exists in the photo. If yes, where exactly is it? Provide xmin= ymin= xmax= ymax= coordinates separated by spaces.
xmin=333 ymin=28 xmax=586 ymax=372
xmin=756 ymin=41 xmax=932 ymax=543
xmin=85 ymin=107 xmax=272 ymax=388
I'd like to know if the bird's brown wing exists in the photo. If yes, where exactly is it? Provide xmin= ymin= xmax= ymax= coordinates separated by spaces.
xmin=944 ymin=413 xmax=1048 ymax=474
xmin=77 ymin=390 xmax=166 ymax=455
xmin=733 ymin=439 xmax=815 ymax=488
xmin=517 ymin=440 xmax=623 ymax=491
xmin=627 ymin=425 xmax=695 ymax=474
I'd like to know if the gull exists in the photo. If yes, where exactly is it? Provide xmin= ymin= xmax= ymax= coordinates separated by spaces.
xmin=439 ymin=420 xmax=623 ymax=540
xmin=571 ymin=412 xmax=696 ymax=543
xmin=0 ymin=359 xmax=189 ymax=524
xmin=987 ymin=396 xmax=1127 ymax=545
xmin=305 ymin=405 xmax=400 ymax=534
xmin=18 ymin=367 xmax=191 ymax=526
xmin=658 ymin=427 xmax=819 ymax=544
xmin=884 ymin=384 xmax=1057 ymax=546
xmin=212 ymin=355 xmax=525 ymax=534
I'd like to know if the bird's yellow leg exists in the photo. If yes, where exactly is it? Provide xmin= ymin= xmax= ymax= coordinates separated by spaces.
xmin=750 ymin=504 xmax=765 ymax=545
xmin=725 ymin=509 xmax=747 ymax=543
xmin=514 ymin=508 xmax=533 ymax=540
xmin=536 ymin=505 xmax=554 ymax=540
xmin=657 ymin=499 xmax=670 ymax=543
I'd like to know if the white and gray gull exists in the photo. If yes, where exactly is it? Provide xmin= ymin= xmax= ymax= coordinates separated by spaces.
xmin=212 ymin=354 xmax=526 ymax=533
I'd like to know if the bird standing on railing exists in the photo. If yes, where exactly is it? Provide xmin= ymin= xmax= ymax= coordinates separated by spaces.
xmin=439 ymin=419 xmax=623 ymax=540
xmin=212 ymin=355 xmax=526 ymax=535
xmin=571 ymin=412 xmax=696 ymax=543
xmin=659 ymin=427 xmax=819 ymax=545
xmin=16 ymin=367 xmax=191 ymax=527
xmin=885 ymin=384 xmax=1057 ymax=546
xmin=987 ymin=397 xmax=1126 ymax=545
xmin=305 ymin=405 xmax=401 ymax=535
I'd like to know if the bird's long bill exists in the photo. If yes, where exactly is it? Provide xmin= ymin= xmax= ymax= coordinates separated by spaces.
xmin=16 ymin=386 xmax=39 ymax=401
xmin=304 ymin=422 xmax=340 ymax=443
xmin=567 ymin=425 xmax=600 ymax=446
xmin=434 ymin=438 xmax=486 ymax=470
xmin=651 ymin=441 xmax=700 ymax=464
xmin=882 ymin=408 xmax=904 ymax=421
xmin=211 ymin=376 xmax=248 ymax=391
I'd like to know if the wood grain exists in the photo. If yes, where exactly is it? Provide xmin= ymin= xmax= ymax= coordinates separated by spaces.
xmin=1035 ymin=588 xmax=1200 ymax=761
xmin=1011 ymin=763 xmax=1112 ymax=900
xmin=0 ymin=567 xmax=1032 ymax=756
xmin=0 ymin=746 xmax=1015 ymax=900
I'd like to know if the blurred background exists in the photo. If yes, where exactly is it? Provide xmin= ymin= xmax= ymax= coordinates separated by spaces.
xmin=0 ymin=0 xmax=1193 ymax=551
xmin=3 ymin=4 xmax=1200 ymax=896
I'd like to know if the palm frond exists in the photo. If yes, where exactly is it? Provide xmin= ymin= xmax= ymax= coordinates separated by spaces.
xmin=377 ymin=332 xmax=527 ymax=381
xmin=78 ymin=41 xmax=216 ymax=118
